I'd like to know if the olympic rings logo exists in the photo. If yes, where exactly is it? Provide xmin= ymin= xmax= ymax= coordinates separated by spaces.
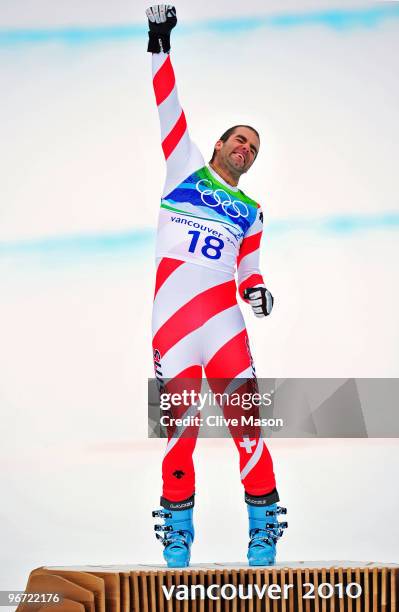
xmin=196 ymin=179 xmax=249 ymax=219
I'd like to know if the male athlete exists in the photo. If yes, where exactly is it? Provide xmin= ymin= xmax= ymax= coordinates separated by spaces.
xmin=146 ymin=5 xmax=287 ymax=567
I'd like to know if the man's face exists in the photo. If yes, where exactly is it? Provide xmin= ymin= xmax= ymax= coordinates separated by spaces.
xmin=214 ymin=127 xmax=260 ymax=176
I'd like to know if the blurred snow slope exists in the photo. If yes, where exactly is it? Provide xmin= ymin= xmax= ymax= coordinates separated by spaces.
xmin=1 ymin=5 xmax=399 ymax=241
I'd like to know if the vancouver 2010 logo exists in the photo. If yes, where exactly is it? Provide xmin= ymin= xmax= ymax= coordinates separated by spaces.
xmin=196 ymin=179 xmax=249 ymax=219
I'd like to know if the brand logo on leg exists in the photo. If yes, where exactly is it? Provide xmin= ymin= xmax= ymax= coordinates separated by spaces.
xmin=153 ymin=348 xmax=163 ymax=377
xmin=245 ymin=336 xmax=257 ymax=381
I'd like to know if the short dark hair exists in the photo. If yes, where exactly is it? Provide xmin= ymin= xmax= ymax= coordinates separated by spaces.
xmin=210 ymin=125 xmax=260 ymax=163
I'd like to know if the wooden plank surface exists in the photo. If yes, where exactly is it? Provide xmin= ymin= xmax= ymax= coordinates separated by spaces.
xmin=17 ymin=572 xmax=95 ymax=612
xmin=17 ymin=563 xmax=399 ymax=612
xmin=88 ymin=571 xmax=121 ymax=612
xmin=37 ymin=599 xmax=85 ymax=612
xmin=38 ymin=569 xmax=105 ymax=612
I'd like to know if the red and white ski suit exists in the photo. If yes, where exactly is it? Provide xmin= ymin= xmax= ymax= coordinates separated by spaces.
xmin=151 ymin=52 xmax=278 ymax=507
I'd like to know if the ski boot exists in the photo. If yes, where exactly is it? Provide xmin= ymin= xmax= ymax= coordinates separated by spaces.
xmin=152 ymin=507 xmax=194 ymax=568
xmin=247 ymin=503 xmax=288 ymax=566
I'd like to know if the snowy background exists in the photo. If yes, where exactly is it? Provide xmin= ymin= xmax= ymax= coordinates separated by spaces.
xmin=1 ymin=0 xmax=399 ymax=599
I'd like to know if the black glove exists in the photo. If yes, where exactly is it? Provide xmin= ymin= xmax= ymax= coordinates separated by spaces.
xmin=146 ymin=5 xmax=177 ymax=53
xmin=243 ymin=286 xmax=274 ymax=317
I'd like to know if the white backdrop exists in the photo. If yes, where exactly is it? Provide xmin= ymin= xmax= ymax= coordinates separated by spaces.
xmin=1 ymin=0 xmax=399 ymax=599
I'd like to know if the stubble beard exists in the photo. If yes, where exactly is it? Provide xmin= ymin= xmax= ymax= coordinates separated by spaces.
xmin=223 ymin=150 xmax=247 ymax=180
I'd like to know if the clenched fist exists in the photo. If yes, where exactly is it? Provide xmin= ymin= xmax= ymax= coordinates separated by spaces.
xmin=146 ymin=5 xmax=177 ymax=53
xmin=244 ymin=286 xmax=274 ymax=318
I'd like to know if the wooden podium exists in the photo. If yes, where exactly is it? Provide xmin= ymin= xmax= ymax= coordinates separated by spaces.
xmin=17 ymin=562 xmax=399 ymax=611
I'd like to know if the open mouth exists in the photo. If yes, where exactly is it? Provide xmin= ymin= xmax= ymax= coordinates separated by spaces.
xmin=232 ymin=151 xmax=246 ymax=164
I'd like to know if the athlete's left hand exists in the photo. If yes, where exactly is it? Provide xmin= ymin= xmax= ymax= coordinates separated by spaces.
xmin=244 ymin=286 xmax=274 ymax=317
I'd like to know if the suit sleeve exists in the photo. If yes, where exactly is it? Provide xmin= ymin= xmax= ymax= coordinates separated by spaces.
xmin=237 ymin=206 xmax=266 ymax=301
xmin=151 ymin=52 xmax=204 ymax=196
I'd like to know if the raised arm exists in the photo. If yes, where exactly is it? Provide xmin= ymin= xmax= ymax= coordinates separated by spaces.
xmin=237 ymin=206 xmax=274 ymax=317
xmin=146 ymin=5 xmax=204 ymax=196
